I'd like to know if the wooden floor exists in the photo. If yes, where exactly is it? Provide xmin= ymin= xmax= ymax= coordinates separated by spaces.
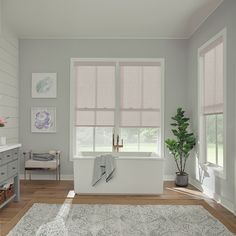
xmin=0 ymin=180 xmax=236 ymax=235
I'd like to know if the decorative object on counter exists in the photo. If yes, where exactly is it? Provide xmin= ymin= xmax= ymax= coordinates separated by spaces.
xmin=0 ymin=136 xmax=6 ymax=146
xmin=31 ymin=107 xmax=56 ymax=133
xmin=32 ymin=73 xmax=57 ymax=98
xmin=0 ymin=116 xmax=8 ymax=145
xmin=0 ymin=116 xmax=7 ymax=127
xmin=165 ymin=107 xmax=196 ymax=187
xmin=23 ymin=150 xmax=61 ymax=180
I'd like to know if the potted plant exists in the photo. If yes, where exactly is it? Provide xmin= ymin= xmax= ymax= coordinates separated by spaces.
xmin=165 ymin=108 xmax=196 ymax=187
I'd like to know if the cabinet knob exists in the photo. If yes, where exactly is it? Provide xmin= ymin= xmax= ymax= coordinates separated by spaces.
xmin=1 ymin=172 xmax=5 ymax=175
xmin=7 ymin=155 xmax=10 ymax=157
xmin=12 ymin=167 xmax=16 ymax=170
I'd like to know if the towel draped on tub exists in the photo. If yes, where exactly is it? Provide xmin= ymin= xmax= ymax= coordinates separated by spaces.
xmin=92 ymin=155 xmax=116 ymax=186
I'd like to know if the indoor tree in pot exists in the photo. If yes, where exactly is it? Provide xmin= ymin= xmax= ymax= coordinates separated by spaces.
xmin=165 ymin=108 xmax=196 ymax=187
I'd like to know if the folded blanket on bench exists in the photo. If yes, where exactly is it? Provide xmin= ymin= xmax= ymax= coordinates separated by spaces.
xmin=32 ymin=153 xmax=55 ymax=161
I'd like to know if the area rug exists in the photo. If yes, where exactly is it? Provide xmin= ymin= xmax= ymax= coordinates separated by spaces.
xmin=7 ymin=203 xmax=233 ymax=236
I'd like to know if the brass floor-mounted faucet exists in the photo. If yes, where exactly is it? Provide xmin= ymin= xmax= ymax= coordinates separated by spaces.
xmin=112 ymin=134 xmax=123 ymax=152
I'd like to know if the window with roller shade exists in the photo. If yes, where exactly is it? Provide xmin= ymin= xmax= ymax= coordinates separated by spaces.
xmin=73 ymin=60 xmax=163 ymax=154
xmin=119 ymin=63 xmax=161 ymax=152
xmin=199 ymin=34 xmax=225 ymax=167
xmin=75 ymin=62 xmax=115 ymax=152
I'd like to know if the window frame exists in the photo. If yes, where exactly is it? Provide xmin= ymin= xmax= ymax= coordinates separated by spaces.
xmin=198 ymin=28 xmax=227 ymax=178
xmin=70 ymin=58 xmax=165 ymax=159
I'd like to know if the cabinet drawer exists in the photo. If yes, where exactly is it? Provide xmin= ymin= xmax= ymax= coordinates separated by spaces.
xmin=11 ymin=148 xmax=19 ymax=160
xmin=2 ymin=151 xmax=13 ymax=165
xmin=0 ymin=165 xmax=7 ymax=182
xmin=0 ymin=153 xmax=3 ymax=165
xmin=8 ymin=160 xmax=18 ymax=177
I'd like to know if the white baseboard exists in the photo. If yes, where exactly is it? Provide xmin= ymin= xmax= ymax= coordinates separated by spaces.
xmin=20 ymin=174 xmax=175 ymax=181
xmin=189 ymin=177 xmax=235 ymax=215
xmin=164 ymin=175 xmax=175 ymax=181
xmin=20 ymin=174 xmax=74 ymax=181
xmin=189 ymin=177 xmax=203 ymax=192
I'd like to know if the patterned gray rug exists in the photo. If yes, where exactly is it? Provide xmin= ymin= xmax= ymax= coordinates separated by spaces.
xmin=7 ymin=203 xmax=233 ymax=236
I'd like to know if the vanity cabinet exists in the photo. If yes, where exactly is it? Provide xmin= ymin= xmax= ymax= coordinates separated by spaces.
xmin=0 ymin=144 xmax=21 ymax=209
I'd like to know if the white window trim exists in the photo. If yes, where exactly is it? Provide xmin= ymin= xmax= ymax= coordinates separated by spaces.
xmin=198 ymin=28 xmax=227 ymax=179
xmin=70 ymin=58 xmax=165 ymax=160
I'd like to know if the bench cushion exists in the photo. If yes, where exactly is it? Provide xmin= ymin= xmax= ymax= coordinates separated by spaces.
xmin=25 ymin=159 xmax=59 ymax=169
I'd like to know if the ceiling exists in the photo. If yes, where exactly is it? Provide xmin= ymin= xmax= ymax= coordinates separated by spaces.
xmin=2 ymin=0 xmax=224 ymax=39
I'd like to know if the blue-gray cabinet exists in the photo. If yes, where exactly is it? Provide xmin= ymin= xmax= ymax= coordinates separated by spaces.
xmin=0 ymin=144 xmax=21 ymax=209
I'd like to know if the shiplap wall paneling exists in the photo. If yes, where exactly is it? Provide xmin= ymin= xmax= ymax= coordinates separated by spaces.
xmin=0 ymin=33 xmax=18 ymax=144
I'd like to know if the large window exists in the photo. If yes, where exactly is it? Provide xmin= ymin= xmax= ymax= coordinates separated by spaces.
xmin=199 ymin=31 xmax=225 ymax=167
xmin=71 ymin=59 xmax=163 ymax=155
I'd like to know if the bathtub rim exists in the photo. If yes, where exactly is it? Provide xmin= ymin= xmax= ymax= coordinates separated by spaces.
xmin=73 ymin=151 xmax=164 ymax=160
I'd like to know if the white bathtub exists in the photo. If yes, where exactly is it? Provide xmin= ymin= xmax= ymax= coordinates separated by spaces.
xmin=73 ymin=152 xmax=164 ymax=195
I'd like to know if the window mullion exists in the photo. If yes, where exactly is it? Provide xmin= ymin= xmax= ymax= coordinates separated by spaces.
xmin=140 ymin=66 xmax=144 ymax=127
xmin=93 ymin=127 xmax=95 ymax=152
xmin=94 ymin=67 xmax=98 ymax=151
xmin=114 ymin=62 xmax=120 ymax=138
xmin=138 ymin=129 xmax=140 ymax=152
xmin=216 ymin=115 xmax=218 ymax=165
xmin=204 ymin=115 xmax=207 ymax=163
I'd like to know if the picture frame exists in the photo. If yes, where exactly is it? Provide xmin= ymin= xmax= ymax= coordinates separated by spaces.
xmin=31 ymin=107 xmax=56 ymax=133
xmin=32 ymin=73 xmax=57 ymax=98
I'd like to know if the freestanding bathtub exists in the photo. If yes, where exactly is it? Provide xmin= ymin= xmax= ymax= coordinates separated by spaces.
xmin=73 ymin=152 xmax=164 ymax=195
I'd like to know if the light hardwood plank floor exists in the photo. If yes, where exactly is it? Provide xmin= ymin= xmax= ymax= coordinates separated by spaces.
xmin=0 ymin=180 xmax=235 ymax=235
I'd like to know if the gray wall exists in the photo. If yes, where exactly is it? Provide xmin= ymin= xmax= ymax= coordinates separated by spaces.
xmin=19 ymin=39 xmax=188 ymax=178
xmin=187 ymin=0 xmax=236 ymax=211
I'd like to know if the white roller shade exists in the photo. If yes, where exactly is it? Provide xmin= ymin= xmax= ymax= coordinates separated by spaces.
xmin=120 ymin=66 xmax=142 ymax=109
xmin=76 ymin=64 xmax=115 ymax=126
xmin=76 ymin=66 xmax=96 ymax=109
xmin=202 ymin=41 xmax=224 ymax=115
xmin=120 ymin=63 xmax=161 ymax=127
xmin=97 ymin=66 xmax=115 ymax=109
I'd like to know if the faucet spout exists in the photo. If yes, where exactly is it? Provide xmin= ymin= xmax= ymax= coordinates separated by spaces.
xmin=112 ymin=134 xmax=124 ymax=152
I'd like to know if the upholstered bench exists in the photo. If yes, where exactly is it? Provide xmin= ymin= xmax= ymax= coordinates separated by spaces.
xmin=23 ymin=150 xmax=61 ymax=180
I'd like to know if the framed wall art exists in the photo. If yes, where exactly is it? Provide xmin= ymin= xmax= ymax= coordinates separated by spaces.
xmin=31 ymin=107 xmax=56 ymax=133
xmin=32 ymin=73 xmax=57 ymax=98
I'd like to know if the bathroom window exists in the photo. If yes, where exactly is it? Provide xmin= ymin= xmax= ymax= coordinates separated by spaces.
xmin=120 ymin=128 xmax=160 ymax=152
xmin=119 ymin=63 xmax=161 ymax=153
xmin=75 ymin=63 xmax=115 ymax=152
xmin=71 ymin=59 xmax=164 ymax=155
xmin=198 ymin=30 xmax=226 ymax=168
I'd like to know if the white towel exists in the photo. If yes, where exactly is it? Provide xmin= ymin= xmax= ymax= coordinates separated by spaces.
xmin=92 ymin=155 xmax=116 ymax=186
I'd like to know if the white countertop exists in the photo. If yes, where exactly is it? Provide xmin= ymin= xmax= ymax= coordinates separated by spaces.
xmin=0 ymin=144 xmax=21 ymax=153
